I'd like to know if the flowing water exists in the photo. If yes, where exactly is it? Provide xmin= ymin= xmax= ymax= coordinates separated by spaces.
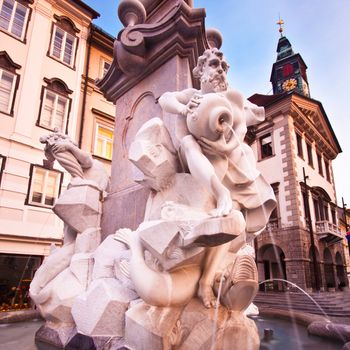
xmin=259 ymin=278 xmax=330 ymax=319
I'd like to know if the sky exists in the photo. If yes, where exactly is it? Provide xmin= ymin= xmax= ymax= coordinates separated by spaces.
xmin=84 ymin=0 xmax=350 ymax=206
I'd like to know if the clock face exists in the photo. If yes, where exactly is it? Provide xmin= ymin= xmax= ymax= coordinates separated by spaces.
xmin=282 ymin=78 xmax=297 ymax=91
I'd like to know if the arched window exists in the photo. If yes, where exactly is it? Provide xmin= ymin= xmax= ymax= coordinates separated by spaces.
xmin=0 ymin=51 xmax=21 ymax=115
xmin=49 ymin=15 xmax=79 ymax=68
xmin=37 ymin=78 xmax=72 ymax=132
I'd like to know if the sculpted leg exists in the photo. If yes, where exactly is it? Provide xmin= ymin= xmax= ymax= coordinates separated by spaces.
xmin=197 ymin=242 xmax=231 ymax=308
xmin=181 ymin=135 xmax=232 ymax=216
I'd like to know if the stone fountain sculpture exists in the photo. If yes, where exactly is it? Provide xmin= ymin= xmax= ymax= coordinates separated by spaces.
xmin=30 ymin=1 xmax=277 ymax=349
xmin=30 ymin=51 xmax=275 ymax=350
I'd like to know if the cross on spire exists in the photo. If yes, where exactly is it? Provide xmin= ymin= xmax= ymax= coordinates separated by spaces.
xmin=277 ymin=17 xmax=284 ymax=37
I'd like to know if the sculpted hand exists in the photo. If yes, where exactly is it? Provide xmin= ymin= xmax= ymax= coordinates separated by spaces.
xmin=50 ymin=141 xmax=73 ymax=154
xmin=181 ymin=93 xmax=203 ymax=117
xmin=198 ymin=133 xmax=234 ymax=156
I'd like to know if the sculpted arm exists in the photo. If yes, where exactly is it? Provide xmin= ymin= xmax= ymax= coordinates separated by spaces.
xmin=51 ymin=142 xmax=93 ymax=169
xmin=159 ymin=88 xmax=198 ymax=116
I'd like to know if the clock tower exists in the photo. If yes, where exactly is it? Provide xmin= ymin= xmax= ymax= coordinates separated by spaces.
xmin=270 ymin=20 xmax=310 ymax=97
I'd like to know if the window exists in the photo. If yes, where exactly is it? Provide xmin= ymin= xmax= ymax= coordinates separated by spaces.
xmin=0 ymin=68 xmax=16 ymax=113
xmin=0 ymin=0 xmax=30 ymax=40
xmin=324 ymin=159 xmax=331 ymax=182
xmin=0 ymin=51 xmax=20 ymax=115
xmin=41 ymin=89 xmax=68 ymax=131
xmin=331 ymin=208 xmax=336 ymax=225
xmin=260 ymin=133 xmax=273 ymax=159
xmin=268 ymin=182 xmax=280 ymax=229
xmin=37 ymin=78 xmax=72 ymax=132
xmin=49 ymin=16 xmax=79 ymax=67
xmin=0 ymin=154 xmax=6 ymax=187
xmin=100 ymin=59 xmax=111 ymax=78
xmin=317 ymin=153 xmax=323 ymax=176
xmin=50 ymin=26 xmax=76 ymax=66
xmin=296 ymin=132 xmax=303 ymax=158
xmin=306 ymin=142 xmax=313 ymax=167
xmin=94 ymin=123 xmax=113 ymax=160
xmin=26 ymin=165 xmax=62 ymax=207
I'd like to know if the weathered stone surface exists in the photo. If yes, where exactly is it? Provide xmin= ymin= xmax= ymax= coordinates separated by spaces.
xmin=75 ymin=227 xmax=102 ymax=254
xmin=177 ymin=299 xmax=259 ymax=350
xmin=35 ymin=324 xmax=77 ymax=349
xmin=125 ymin=301 xmax=184 ymax=350
xmin=308 ymin=320 xmax=350 ymax=342
xmin=53 ymin=184 xmax=101 ymax=233
xmin=69 ymin=252 xmax=94 ymax=290
xmin=36 ymin=267 xmax=84 ymax=326
xmin=72 ymin=278 xmax=136 ymax=337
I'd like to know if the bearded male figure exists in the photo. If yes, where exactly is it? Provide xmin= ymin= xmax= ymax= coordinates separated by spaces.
xmin=159 ymin=48 xmax=275 ymax=307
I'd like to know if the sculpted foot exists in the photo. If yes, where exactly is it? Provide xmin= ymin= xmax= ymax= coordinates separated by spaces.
xmin=210 ymin=190 xmax=232 ymax=217
xmin=197 ymin=283 xmax=218 ymax=308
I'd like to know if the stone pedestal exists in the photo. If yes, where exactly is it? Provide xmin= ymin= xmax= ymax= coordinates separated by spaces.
xmin=97 ymin=0 xmax=209 ymax=238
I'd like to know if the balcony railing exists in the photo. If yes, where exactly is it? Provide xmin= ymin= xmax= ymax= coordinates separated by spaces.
xmin=315 ymin=220 xmax=343 ymax=244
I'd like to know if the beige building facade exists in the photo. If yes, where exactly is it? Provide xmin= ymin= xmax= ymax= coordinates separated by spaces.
xmin=0 ymin=0 xmax=99 ymax=310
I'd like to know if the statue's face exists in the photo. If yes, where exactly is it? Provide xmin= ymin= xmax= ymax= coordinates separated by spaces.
xmin=200 ymin=54 xmax=229 ymax=93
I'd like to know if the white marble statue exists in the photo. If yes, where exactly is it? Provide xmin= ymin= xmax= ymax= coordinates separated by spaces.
xmin=30 ymin=50 xmax=275 ymax=350
xmin=30 ymin=130 xmax=109 ymax=332
xmin=157 ymin=48 xmax=275 ymax=307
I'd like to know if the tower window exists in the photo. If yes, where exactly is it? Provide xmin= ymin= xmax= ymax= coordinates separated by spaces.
xmin=259 ymin=133 xmax=273 ymax=159
xmin=296 ymin=132 xmax=303 ymax=158
xmin=317 ymin=153 xmax=323 ymax=176
xmin=306 ymin=142 xmax=313 ymax=167
xmin=324 ymin=159 xmax=331 ymax=182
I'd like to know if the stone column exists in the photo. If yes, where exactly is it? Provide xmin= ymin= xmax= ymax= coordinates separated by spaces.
xmin=97 ymin=0 xmax=222 ymax=237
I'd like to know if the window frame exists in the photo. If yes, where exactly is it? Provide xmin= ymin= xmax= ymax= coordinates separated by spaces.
xmin=258 ymin=132 xmax=274 ymax=160
xmin=324 ymin=159 xmax=331 ymax=182
xmin=48 ymin=16 xmax=79 ymax=69
xmin=100 ymin=57 xmax=111 ymax=79
xmin=93 ymin=120 xmax=114 ymax=161
xmin=0 ymin=0 xmax=32 ymax=42
xmin=0 ymin=67 xmax=17 ymax=114
xmin=25 ymin=164 xmax=63 ymax=208
xmin=296 ymin=132 xmax=303 ymax=159
xmin=0 ymin=51 xmax=21 ymax=116
xmin=37 ymin=78 xmax=72 ymax=133
xmin=0 ymin=154 xmax=6 ymax=187
xmin=317 ymin=152 xmax=323 ymax=176
xmin=306 ymin=141 xmax=313 ymax=168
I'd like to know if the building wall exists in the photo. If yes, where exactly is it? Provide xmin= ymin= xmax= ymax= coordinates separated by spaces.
xmin=252 ymin=95 xmax=348 ymax=291
xmin=0 ymin=0 xmax=96 ymax=257
xmin=77 ymin=28 xmax=115 ymax=174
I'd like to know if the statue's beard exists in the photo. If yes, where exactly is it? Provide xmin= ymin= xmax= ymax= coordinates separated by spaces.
xmin=201 ymin=74 xmax=228 ymax=92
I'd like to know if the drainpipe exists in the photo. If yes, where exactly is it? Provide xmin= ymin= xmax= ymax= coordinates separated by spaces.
xmin=303 ymin=167 xmax=321 ymax=291
xmin=79 ymin=25 xmax=94 ymax=148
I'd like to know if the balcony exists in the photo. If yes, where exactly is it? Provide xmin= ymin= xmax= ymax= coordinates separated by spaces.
xmin=315 ymin=220 xmax=343 ymax=244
